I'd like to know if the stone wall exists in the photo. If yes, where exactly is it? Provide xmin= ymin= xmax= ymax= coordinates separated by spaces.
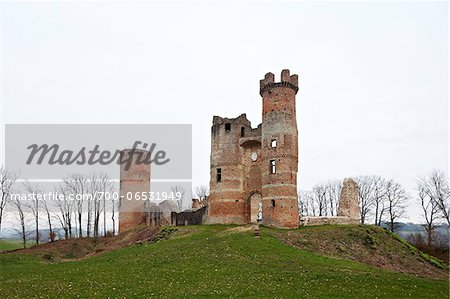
xmin=300 ymin=216 xmax=359 ymax=226
xmin=337 ymin=178 xmax=360 ymax=221
xmin=171 ymin=206 xmax=207 ymax=226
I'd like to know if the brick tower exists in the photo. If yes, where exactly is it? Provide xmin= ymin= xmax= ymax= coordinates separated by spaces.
xmin=119 ymin=149 xmax=151 ymax=232
xmin=260 ymin=69 xmax=299 ymax=228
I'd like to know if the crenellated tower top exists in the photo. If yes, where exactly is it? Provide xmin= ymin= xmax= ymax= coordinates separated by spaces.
xmin=259 ymin=69 xmax=299 ymax=96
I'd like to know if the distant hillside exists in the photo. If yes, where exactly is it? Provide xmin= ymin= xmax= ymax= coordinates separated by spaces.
xmin=379 ymin=222 xmax=449 ymax=240
xmin=0 ymin=224 xmax=448 ymax=298
xmin=1 ymin=228 xmax=89 ymax=241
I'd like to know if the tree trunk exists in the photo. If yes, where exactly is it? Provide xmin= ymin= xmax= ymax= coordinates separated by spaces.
xmin=103 ymin=200 xmax=106 ymax=237
xmin=78 ymin=213 xmax=82 ymax=238
xmin=427 ymin=225 xmax=433 ymax=247
xmin=21 ymin=219 xmax=26 ymax=249
xmin=374 ymin=203 xmax=379 ymax=226
xmin=35 ymin=216 xmax=39 ymax=245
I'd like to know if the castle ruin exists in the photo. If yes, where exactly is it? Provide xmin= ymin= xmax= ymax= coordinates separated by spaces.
xmin=206 ymin=70 xmax=300 ymax=228
xmin=119 ymin=69 xmax=361 ymax=232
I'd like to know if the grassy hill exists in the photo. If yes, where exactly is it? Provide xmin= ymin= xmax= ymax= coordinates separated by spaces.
xmin=0 ymin=225 xmax=448 ymax=298
xmin=0 ymin=239 xmax=23 ymax=251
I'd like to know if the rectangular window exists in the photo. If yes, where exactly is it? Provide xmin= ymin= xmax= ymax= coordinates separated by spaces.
xmin=241 ymin=127 xmax=245 ymax=137
xmin=270 ymin=139 xmax=277 ymax=148
xmin=225 ymin=123 xmax=231 ymax=132
xmin=269 ymin=160 xmax=276 ymax=174
xmin=216 ymin=168 xmax=222 ymax=182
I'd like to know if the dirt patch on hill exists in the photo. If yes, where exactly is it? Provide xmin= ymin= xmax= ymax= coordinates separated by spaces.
xmin=272 ymin=225 xmax=448 ymax=280
xmin=218 ymin=225 xmax=255 ymax=236
xmin=1 ymin=226 xmax=165 ymax=261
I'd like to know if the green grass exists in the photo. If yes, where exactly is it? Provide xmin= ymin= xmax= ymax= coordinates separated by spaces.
xmin=0 ymin=239 xmax=24 ymax=251
xmin=0 ymin=225 xmax=448 ymax=298
xmin=386 ymin=229 xmax=447 ymax=269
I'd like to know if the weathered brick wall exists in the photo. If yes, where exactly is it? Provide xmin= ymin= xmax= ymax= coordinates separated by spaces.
xmin=260 ymin=70 xmax=299 ymax=228
xmin=208 ymin=114 xmax=262 ymax=224
xmin=119 ymin=149 xmax=151 ymax=233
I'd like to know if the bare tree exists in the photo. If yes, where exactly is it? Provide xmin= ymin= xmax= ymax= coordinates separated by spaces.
xmin=385 ymin=180 xmax=408 ymax=232
xmin=90 ymin=173 xmax=111 ymax=238
xmin=64 ymin=174 xmax=88 ymax=238
xmin=355 ymin=176 xmax=376 ymax=224
xmin=298 ymin=190 xmax=317 ymax=216
xmin=417 ymin=182 xmax=439 ymax=247
xmin=111 ymin=196 xmax=119 ymax=236
xmin=0 ymin=167 xmax=17 ymax=237
xmin=171 ymin=185 xmax=186 ymax=211
xmin=56 ymin=185 xmax=74 ymax=239
xmin=194 ymin=185 xmax=209 ymax=201
xmin=372 ymin=177 xmax=388 ymax=226
xmin=12 ymin=199 xmax=28 ymax=248
xmin=325 ymin=180 xmax=342 ymax=216
xmin=23 ymin=181 xmax=41 ymax=245
xmin=42 ymin=198 xmax=55 ymax=242
xmin=312 ymin=184 xmax=327 ymax=216
xmin=418 ymin=170 xmax=450 ymax=225
xmin=298 ymin=190 xmax=311 ymax=216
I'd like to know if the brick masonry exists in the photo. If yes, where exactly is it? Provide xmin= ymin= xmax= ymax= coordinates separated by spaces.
xmin=206 ymin=70 xmax=300 ymax=228
xmin=119 ymin=149 xmax=151 ymax=232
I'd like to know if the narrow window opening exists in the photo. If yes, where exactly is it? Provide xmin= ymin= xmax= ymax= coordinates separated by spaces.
xmin=216 ymin=168 xmax=222 ymax=182
xmin=241 ymin=127 xmax=245 ymax=137
xmin=270 ymin=139 xmax=277 ymax=148
xmin=225 ymin=123 xmax=231 ymax=132
xmin=269 ymin=160 xmax=276 ymax=174
xmin=271 ymin=199 xmax=276 ymax=207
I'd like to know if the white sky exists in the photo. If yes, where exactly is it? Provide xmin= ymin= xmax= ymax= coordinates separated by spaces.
xmin=1 ymin=1 xmax=448 ymax=222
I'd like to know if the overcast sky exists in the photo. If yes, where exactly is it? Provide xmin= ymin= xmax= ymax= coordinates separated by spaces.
xmin=1 ymin=1 xmax=448 ymax=222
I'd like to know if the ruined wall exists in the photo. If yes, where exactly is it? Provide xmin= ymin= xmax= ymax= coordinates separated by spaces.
xmin=119 ymin=149 xmax=151 ymax=232
xmin=260 ymin=70 xmax=299 ymax=228
xmin=300 ymin=216 xmax=359 ymax=226
xmin=240 ymin=125 xmax=262 ymax=223
xmin=172 ymin=206 xmax=207 ymax=226
xmin=207 ymin=114 xmax=262 ymax=224
xmin=337 ymin=178 xmax=360 ymax=221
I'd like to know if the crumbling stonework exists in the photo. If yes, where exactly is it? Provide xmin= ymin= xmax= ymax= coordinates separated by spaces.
xmin=119 ymin=149 xmax=151 ymax=232
xmin=207 ymin=70 xmax=300 ymax=228
xmin=337 ymin=178 xmax=360 ymax=222
xmin=171 ymin=206 xmax=207 ymax=226
xmin=192 ymin=198 xmax=207 ymax=210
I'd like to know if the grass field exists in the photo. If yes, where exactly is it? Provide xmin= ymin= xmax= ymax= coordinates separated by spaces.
xmin=0 ymin=239 xmax=24 ymax=251
xmin=0 ymin=225 xmax=448 ymax=298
